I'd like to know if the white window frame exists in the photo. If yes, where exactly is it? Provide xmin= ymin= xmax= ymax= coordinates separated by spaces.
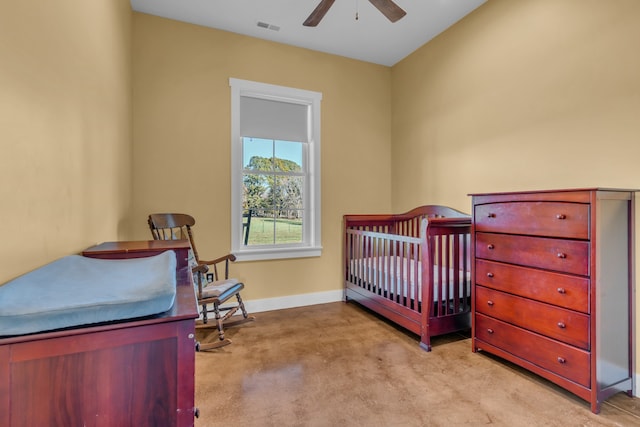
xmin=229 ymin=78 xmax=322 ymax=261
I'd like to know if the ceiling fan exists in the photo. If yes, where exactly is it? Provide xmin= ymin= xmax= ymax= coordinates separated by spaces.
xmin=303 ymin=0 xmax=407 ymax=27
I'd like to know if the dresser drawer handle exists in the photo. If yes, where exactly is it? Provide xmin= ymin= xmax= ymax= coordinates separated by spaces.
xmin=557 ymin=252 xmax=566 ymax=259
xmin=487 ymin=244 xmax=495 ymax=250
xmin=557 ymin=322 xmax=566 ymax=329
xmin=486 ymin=272 xmax=494 ymax=278
xmin=557 ymin=287 xmax=566 ymax=294
xmin=557 ymin=357 xmax=566 ymax=364
xmin=487 ymin=213 xmax=496 ymax=218
xmin=487 ymin=300 xmax=494 ymax=306
xmin=487 ymin=328 xmax=494 ymax=334
xmin=556 ymin=214 xmax=567 ymax=220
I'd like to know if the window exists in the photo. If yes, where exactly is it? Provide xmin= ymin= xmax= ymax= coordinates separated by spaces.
xmin=229 ymin=78 xmax=322 ymax=261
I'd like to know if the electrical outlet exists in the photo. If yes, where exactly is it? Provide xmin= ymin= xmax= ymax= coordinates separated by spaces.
xmin=206 ymin=273 xmax=214 ymax=283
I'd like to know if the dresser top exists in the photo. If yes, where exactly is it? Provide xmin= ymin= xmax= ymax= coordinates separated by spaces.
xmin=468 ymin=187 xmax=638 ymax=197
xmin=470 ymin=188 xmax=638 ymax=204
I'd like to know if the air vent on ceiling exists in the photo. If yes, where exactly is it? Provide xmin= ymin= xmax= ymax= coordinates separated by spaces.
xmin=257 ymin=21 xmax=280 ymax=31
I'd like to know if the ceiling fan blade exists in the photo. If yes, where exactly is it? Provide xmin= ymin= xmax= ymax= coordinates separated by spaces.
xmin=368 ymin=0 xmax=407 ymax=23
xmin=303 ymin=0 xmax=336 ymax=27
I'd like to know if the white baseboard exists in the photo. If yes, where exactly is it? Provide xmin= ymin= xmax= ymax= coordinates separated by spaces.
xmin=243 ymin=289 xmax=344 ymax=314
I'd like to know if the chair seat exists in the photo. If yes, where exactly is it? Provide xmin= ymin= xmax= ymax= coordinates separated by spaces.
xmin=201 ymin=279 xmax=244 ymax=300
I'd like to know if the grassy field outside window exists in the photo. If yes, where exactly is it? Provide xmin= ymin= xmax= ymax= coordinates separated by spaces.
xmin=246 ymin=216 xmax=303 ymax=245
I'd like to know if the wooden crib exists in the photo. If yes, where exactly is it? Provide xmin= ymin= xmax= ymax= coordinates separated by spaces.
xmin=343 ymin=205 xmax=472 ymax=351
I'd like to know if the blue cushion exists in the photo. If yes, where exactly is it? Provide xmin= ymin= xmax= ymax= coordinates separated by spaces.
xmin=0 ymin=250 xmax=177 ymax=336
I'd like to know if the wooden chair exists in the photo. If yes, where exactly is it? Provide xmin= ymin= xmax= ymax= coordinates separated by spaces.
xmin=148 ymin=213 xmax=255 ymax=350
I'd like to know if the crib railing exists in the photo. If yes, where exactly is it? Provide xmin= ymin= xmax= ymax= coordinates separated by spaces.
xmin=343 ymin=205 xmax=468 ymax=237
xmin=344 ymin=206 xmax=472 ymax=316
xmin=346 ymin=228 xmax=422 ymax=311
xmin=345 ymin=219 xmax=471 ymax=312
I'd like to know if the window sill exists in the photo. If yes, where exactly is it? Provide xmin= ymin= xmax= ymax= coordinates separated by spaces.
xmin=232 ymin=245 xmax=322 ymax=262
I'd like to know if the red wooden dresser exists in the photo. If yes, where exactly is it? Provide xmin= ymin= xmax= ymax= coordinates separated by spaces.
xmin=470 ymin=188 xmax=635 ymax=413
xmin=0 ymin=240 xmax=198 ymax=426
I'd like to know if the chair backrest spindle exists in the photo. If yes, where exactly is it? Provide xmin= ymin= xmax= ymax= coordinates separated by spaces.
xmin=148 ymin=213 xmax=200 ymax=262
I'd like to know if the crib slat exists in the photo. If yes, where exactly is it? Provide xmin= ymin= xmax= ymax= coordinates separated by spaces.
xmin=448 ymin=235 xmax=453 ymax=315
xmin=452 ymin=234 xmax=461 ymax=314
xmin=412 ymin=239 xmax=420 ymax=310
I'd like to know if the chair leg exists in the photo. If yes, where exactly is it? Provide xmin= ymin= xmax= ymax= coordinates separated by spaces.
xmin=201 ymin=303 xmax=209 ymax=323
xmin=195 ymin=295 xmax=255 ymax=350
xmin=222 ymin=293 xmax=256 ymax=328
xmin=237 ymin=293 xmax=250 ymax=318
xmin=195 ymin=303 xmax=233 ymax=351
xmin=214 ymin=302 xmax=226 ymax=341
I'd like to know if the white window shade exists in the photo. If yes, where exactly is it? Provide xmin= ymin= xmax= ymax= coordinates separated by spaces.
xmin=240 ymin=96 xmax=309 ymax=143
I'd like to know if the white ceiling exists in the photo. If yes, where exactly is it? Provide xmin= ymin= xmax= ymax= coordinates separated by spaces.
xmin=130 ymin=0 xmax=486 ymax=66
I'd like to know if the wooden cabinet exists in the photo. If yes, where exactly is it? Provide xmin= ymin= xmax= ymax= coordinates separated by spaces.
xmin=470 ymin=189 xmax=635 ymax=413
xmin=0 ymin=240 xmax=198 ymax=427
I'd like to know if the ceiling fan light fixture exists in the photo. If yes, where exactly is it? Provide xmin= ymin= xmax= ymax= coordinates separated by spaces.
xmin=304 ymin=0 xmax=406 ymax=26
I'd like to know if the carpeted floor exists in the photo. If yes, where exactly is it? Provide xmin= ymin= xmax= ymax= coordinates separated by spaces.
xmin=193 ymin=302 xmax=640 ymax=426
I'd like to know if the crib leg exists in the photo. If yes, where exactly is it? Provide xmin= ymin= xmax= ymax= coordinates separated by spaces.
xmin=419 ymin=336 xmax=432 ymax=352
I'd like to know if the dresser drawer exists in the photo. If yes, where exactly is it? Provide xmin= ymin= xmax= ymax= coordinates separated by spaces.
xmin=474 ymin=202 xmax=589 ymax=239
xmin=475 ymin=286 xmax=590 ymax=349
xmin=475 ymin=259 xmax=589 ymax=313
xmin=475 ymin=313 xmax=591 ymax=388
xmin=475 ymin=232 xmax=590 ymax=276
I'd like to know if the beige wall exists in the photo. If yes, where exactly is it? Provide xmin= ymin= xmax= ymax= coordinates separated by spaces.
xmin=0 ymin=1 xmax=132 ymax=283
xmin=391 ymin=0 xmax=640 ymax=212
xmin=131 ymin=13 xmax=393 ymax=300
xmin=391 ymin=0 xmax=640 ymax=387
